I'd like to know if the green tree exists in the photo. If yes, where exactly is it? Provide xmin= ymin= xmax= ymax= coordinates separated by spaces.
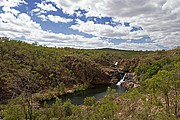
xmin=2 ymin=98 xmax=24 ymax=120
xmin=84 ymin=96 xmax=96 ymax=106
xmin=171 ymin=62 xmax=180 ymax=117
xmin=146 ymin=70 xmax=173 ymax=114
xmin=57 ymin=82 xmax=65 ymax=93
xmin=51 ymin=97 xmax=64 ymax=118
xmin=63 ymin=99 xmax=73 ymax=117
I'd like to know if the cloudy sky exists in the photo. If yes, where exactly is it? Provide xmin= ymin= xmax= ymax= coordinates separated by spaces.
xmin=0 ymin=0 xmax=180 ymax=50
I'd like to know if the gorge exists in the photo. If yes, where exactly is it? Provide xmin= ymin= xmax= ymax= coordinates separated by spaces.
xmin=0 ymin=38 xmax=179 ymax=119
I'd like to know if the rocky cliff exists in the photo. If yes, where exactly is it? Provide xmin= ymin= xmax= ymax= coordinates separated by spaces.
xmin=62 ymin=56 xmax=112 ymax=85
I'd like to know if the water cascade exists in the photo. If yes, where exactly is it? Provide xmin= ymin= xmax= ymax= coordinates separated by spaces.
xmin=116 ymin=73 xmax=126 ymax=85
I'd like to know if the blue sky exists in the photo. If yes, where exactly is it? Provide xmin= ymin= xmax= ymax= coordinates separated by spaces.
xmin=0 ymin=0 xmax=180 ymax=50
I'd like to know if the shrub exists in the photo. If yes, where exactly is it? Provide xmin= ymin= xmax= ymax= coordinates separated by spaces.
xmin=84 ymin=96 xmax=96 ymax=106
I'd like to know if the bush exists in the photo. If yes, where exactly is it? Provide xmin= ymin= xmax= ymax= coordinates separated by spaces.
xmin=73 ymin=83 xmax=88 ymax=91
xmin=84 ymin=96 xmax=96 ymax=106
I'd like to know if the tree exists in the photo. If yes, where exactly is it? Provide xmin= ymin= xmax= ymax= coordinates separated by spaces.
xmin=171 ymin=62 xmax=180 ymax=117
xmin=57 ymin=82 xmax=65 ymax=93
xmin=146 ymin=70 xmax=173 ymax=114
xmin=63 ymin=99 xmax=73 ymax=117
xmin=6 ymin=68 xmax=39 ymax=120
xmin=84 ymin=96 xmax=96 ymax=106
xmin=51 ymin=97 xmax=64 ymax=118
xmin=2 ymin=98 xmax=24 ymax=120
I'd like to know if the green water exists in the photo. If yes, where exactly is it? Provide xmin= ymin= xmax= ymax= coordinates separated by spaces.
xmin=44 ymin=84 xmax=126 ymax=105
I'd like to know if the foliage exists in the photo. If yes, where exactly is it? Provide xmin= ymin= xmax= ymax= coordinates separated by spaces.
xmin=73 ymin=83 xmax=89 ymax=91
xmin=2 ymin=104 xmax=24 ymax=120
xmin=83 ymin=96 xmax=96 ymax=106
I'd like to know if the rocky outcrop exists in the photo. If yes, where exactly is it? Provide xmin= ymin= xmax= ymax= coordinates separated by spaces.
xmin=122 ymin=81 xmax=134 ymax=89
xmin=102 ymin=68 xmax=124 ymax=84
xmin=121 ymin=73 xmax=139 ymax=89
xmin=0 ymin=79 xmax=12 ymax=104
xmin=62 ymin=56 xmax=129 ymax=86
xmin=62 ymin=56 xmax=112 ymax=85
xmin=117 ymin=58 xmax=140 ymax=72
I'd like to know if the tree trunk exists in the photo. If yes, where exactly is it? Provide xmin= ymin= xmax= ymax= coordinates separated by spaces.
xmin=173 ymin=75 xmax=178 ymax=117
xmin=27 ymin=99 xmax=33 ymax=120
xmin=22 ymin=97 xmax=28 ymax=120
xmin=174 ymin=90 xmax=178 ymax=117
xmin=164 ymin=92 xmax=170 ymax=114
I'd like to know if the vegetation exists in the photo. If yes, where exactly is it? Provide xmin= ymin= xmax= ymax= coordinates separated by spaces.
xmin=0 ymin=37 xmax=156 ymax=102
xmin=83 ymin=96 xmax=96 ymax=106
xmin=0 ymin=37 xmax=180 ymax=119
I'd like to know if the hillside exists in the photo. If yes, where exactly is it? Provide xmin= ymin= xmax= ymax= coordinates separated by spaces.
xmin=0 ymin=38 xmax=180 ymax=119
xmin=0 ymin=38 xmax=154 ymax=102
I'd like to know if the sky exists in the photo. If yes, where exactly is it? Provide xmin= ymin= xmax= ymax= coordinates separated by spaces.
xmin=0 ymin=0 xmax=180 ymax=51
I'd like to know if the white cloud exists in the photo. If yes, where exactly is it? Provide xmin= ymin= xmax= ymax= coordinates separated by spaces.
xmin=2 ymin=6 xmax=20 ymax=16
xmin=37 ymin=14 xmax=73 ymax=23
xmin=32 ymin=8 xmax=41 ymax=13
xmin=0 ymin=9 xmax=113 ymax=49
xmin=1 ymin=0 xmax=180 ymax=50
xmin=45 ymin=0 xmax=180 ymax=49
xmin=31 ymin=2 xmax=57 ymax=16
xmin=0 ymin=11 xmax=41 ymax=38
xmin=35 ymin=2 xmax=57 ymax=12
xmin=75 ymin=11 xmax=83 ymax=17
xmin=47 ymin=15 xmax=73 ymax=23
xmin=37 ymin=14 xmax=47 ymax=21
xmin=0 ymin=0 xmax=27 ymax=7
xmin=70 ymin=19 xmax=148 ymax=40
xmin=45 ymin=0 xmax=83 ymax=15
xmin=1 ymin=7 xmax=158 ymax=51
xmin=114 ymin=43 xmax=160 ymax=51
xmin=32 ymin=1 xmax=73 ymax=23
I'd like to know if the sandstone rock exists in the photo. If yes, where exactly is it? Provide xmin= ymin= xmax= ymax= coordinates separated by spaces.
xmin=121 ymin=73 xmax=139 ymax=89
xmin=122 ymin=82 xmax=134 ymax=89
xmin=110 ymin=78 xmax=119 ymax=84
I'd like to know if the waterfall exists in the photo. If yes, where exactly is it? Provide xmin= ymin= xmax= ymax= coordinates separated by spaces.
xmin=116 ymin=73 xmax=126 ymax=85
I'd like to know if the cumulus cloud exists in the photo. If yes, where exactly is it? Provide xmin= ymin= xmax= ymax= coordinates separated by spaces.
xmin=0 ymin=8 xmax=160 ymax=51
xmin=0 ymin=0 xmax=27 ymax=7
xmin=70 ymin=19 xmax=148 ymax=40
xmin=114 ymin=43 xmax=160 ymax=51
xmin=37 ymin=2 xmax=57 ymax=12
xmin=1 ymin=0 xmax=180 ymax=50
xmin=45 ymin=0 xmax=180 ymax=49
xmin=96 ymin=0 xmax=180 ymax=48
xmin=2 ymin=6 xmax=20 ymax=16
xmin=47 ymin=15 xmax=73 ymax=23
xmin=0 ymin=12 xmax=41 ymax=38
xmin=37 ymin=14 xmax=73 ymax=23
xmin=0 ymin=8 xmax=112 ymax=49
xmin=32 ymin=2 xmax=57 ymax=15
xmin=32 ymin=2 xmax=57 ymax=14
xmin=33 ymin=2 xmax=73 ymax=23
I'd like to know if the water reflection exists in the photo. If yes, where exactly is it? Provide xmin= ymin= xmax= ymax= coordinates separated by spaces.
xmin=44 ymin=84 xmax=126 ymax=105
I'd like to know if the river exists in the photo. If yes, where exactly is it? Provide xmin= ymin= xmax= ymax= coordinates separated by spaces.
xmin=43 ymin=84 xmax=126 ymax=105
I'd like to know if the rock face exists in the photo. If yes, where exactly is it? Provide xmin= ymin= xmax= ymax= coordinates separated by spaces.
xmin=102 ymin=68 xmax=124 ymax=84
xmin=122 ymin=81 xmax=134 ymax=89
xmin=121 ymin=73 xmax=138 ymax=89
xmin=62 ymin=56 xmax=128 ymax=86
xmin=62 ymin=56 xmax=112 ymax=85
xmin=0 ymin=80 xmax=12 ymax=103
xmin=117 ymin=58 xmax=140 ymax=72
